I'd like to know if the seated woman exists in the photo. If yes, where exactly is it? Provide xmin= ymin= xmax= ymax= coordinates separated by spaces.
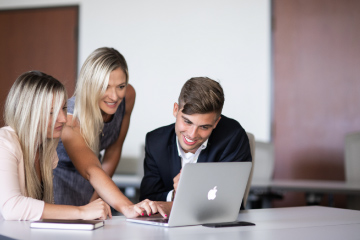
xmin=53 ymin=47 xmax=168 ymax=218
xmin=0 ymin=71 xmax=111 ymax=220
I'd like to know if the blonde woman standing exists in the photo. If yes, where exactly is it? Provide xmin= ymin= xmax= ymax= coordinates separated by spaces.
xmin=54 ymin=47 xmax=168 ymax=218
xmin=0 ymin=71 xmax=111 ymax=220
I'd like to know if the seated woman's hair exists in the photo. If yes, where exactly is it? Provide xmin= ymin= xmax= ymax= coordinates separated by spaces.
xmin=4 ymin=71 xmax=67 ymax=202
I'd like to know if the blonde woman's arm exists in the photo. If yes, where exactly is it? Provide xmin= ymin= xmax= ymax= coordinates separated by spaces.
xmin=61 ymin=115 xmax=168 ymax=218
xmin=89 ymin=84 xmax=135 ymax=202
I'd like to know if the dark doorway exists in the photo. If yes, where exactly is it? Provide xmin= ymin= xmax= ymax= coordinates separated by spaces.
xmin=0 ymin=6 xmax=78 ymax=126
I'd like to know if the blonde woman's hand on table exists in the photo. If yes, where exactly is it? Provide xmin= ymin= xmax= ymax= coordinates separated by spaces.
xmin=121 ymin=199 xmax=172 ymax=218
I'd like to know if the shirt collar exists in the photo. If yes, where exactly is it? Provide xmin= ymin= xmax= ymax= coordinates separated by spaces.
xmin=176 ymin=136 xmax=208 ymax=158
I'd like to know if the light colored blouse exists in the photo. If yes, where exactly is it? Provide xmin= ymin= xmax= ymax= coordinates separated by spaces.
xmin=0 ymin=126 xmax=58 ymax=220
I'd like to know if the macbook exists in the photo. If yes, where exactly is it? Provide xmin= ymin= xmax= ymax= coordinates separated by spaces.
xmin=126 ymin=161 xmax=252 ymax=227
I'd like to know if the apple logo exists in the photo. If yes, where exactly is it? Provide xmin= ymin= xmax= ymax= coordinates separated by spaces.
xmin=207 ymin=186 xmax=217 ymax=200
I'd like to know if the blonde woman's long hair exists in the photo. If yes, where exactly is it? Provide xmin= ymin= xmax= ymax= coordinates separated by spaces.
xmin=4 ymin=71 xmax=67 ymax=203
xmin=73 ymin=47 xmax=129 ymax=155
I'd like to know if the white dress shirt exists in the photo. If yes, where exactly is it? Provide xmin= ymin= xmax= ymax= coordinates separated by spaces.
xmin=166 ymin=137 xmax=208 ymax=201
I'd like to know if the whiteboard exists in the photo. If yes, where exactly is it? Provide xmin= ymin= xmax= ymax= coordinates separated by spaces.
xmin=1 ymin=0 xmax=271 ymax=159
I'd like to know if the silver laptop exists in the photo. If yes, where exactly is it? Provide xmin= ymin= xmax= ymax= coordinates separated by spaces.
xmin=126 ymin=162 xmax=252 ymax=227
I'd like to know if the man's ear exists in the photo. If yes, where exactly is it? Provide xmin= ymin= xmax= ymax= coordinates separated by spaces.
xmin=213 ymin=116 xmax=221 ymax=129
xmin=173 ymin=102 xmax=179 ymax=118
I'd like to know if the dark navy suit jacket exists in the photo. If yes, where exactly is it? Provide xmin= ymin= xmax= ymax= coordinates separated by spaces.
xmin=139 ymin=115 xmax=252 ymax=201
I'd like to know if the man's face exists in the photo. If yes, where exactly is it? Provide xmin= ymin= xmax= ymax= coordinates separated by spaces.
xmin=173 ymin=103 xmax=221 ymax=154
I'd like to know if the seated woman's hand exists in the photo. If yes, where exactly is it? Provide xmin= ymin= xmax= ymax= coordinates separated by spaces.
xmin=79 ymin=198 xmax=112 ymax=220
xmin=121 ymin=199 xmax=172 ymax=218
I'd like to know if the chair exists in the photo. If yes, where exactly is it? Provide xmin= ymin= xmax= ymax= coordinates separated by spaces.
xmin=345 ymin=132 xmax=360 ymax=183
xmin=252 ymin=141 xmax=274 ymax=181
xmin=345 ymin=131 xmax=360 ymax=210
xmin=246 ymin=140 xmax=281 ymax=209
xmin=243 ymin=132 xmax=255 ymax=208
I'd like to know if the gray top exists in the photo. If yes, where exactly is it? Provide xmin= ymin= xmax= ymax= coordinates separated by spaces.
xmin=53 ymin=96 xmax=125 ymax=205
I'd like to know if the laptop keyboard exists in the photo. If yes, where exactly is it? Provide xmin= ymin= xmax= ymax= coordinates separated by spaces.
xmin=148 ymin=218 xmax=169 ymax=223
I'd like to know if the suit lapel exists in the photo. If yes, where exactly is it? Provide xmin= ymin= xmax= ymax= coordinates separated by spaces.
xmin=168 ymin=139 xmax=181 ymax=177
xmin=198 ymin=147 xmax=209 ymax=162
xmin=198 ymin=137 xmax=212 ymax=162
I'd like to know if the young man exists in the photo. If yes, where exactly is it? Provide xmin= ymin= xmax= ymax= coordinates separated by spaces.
xmin=139 ymin=77 xmax=252 ymax=202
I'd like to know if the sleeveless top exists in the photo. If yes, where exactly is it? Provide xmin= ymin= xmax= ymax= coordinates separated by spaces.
xmin=53 ymin=96 xmax=125 ymax=206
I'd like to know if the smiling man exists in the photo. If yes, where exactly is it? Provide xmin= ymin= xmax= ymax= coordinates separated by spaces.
xmin=139 ymin=77 xmax=252 ymax=202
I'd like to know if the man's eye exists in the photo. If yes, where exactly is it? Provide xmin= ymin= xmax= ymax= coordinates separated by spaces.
xmin=201 ymin=126 xmax=209 ymax=130
xmin=118 ymin=85 xmax=125 ymax=89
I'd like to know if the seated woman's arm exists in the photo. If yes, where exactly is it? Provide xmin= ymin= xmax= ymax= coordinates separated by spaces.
xmin=0 ymin=133 xmax=111 ymax=221
xmin=42 ymin=199 xmax=110 ymax=220
xmin=0 ymin=141 xmax=44 ymax=220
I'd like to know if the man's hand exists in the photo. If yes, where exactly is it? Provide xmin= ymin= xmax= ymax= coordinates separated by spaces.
xmin=172 ymin=170 xmax=182 ymax=199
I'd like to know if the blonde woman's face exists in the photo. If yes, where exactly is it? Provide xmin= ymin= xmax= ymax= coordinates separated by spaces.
xmin=47 ymin=100 xmax=67 ymax=139
xmin=99 ymin=68 xmax=127 ymax=117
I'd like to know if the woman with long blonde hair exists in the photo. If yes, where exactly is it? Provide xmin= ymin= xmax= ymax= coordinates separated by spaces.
xmin=54 ymin=47 xmax=169 ymax=218
xmin=0 ymin=71 xmax=111 ymax=220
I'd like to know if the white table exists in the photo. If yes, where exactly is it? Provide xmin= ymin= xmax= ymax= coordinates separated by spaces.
xmin=1 ymin=206 xmax=360 ymax=240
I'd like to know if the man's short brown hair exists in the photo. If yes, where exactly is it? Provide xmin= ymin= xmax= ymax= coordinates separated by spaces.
xmin=178 ymin=77 xmax=224 ymax=118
